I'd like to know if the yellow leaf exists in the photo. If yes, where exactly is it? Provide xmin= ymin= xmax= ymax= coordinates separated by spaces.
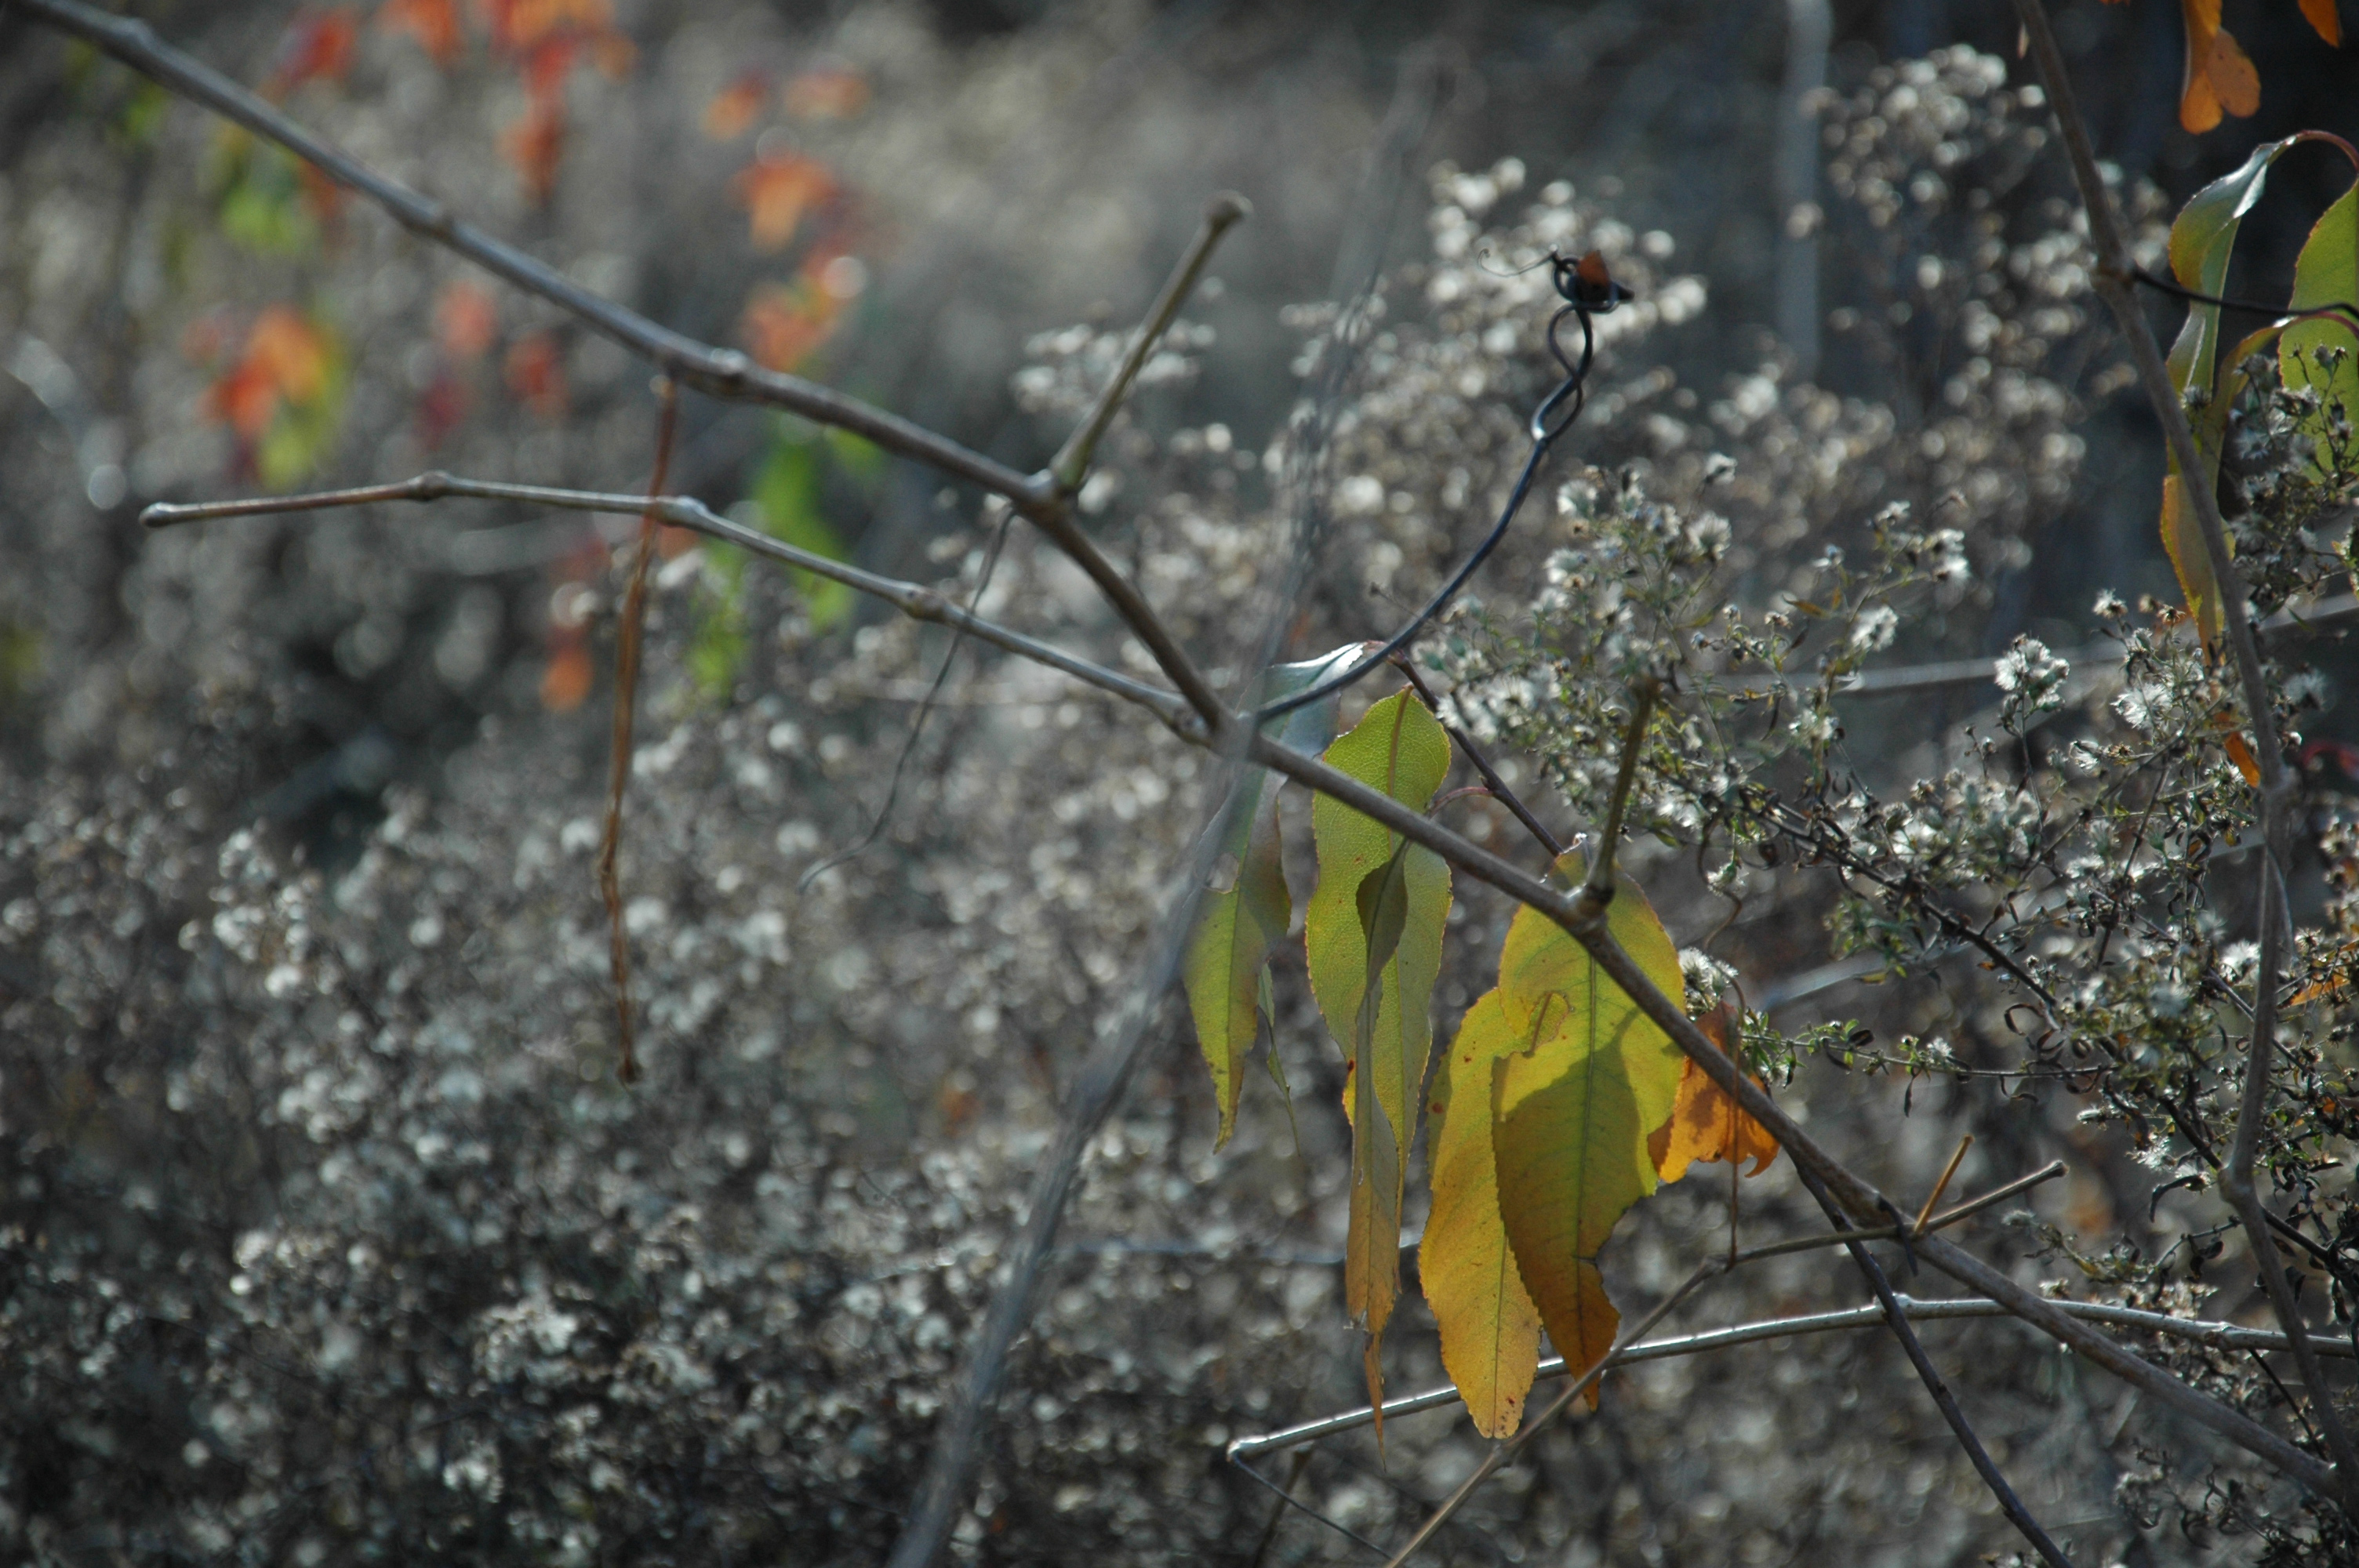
xmin=1182 ymin=773 xmax=1291 ymax=1149
xmin=1489 ymin=851 xmax=1684 ymax=1404
xmin=1307 ymin=690 xmax=1454 ymax=1421
xmin=1424 ymin=989 xmax=1543 ymax=1438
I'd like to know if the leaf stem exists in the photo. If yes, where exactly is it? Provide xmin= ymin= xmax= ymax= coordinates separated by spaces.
xmin=1580 ymin=678 xmax=1659 ymax=907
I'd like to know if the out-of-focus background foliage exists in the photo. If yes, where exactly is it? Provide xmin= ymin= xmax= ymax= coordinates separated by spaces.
xmin=2 ymin=1 xmax=2356 ymax=1563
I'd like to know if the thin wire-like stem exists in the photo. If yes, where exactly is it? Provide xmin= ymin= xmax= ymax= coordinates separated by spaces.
xmin=1049 ymin=194 xmax=1251 ymax=495
xmin=1794 ymin=1163 xmax=2076 ymax=1568
xmin=1374 ymin=1261 xmax=1721 ymax=1568
xmin=596 ymin=380 xmax=678 ymax=1085
xmin=1230 ymin=1160 xmax=2071 ymax=1459
xmin=142 ymin=474 xmax=1190 ymax=728
xmin=2008 ymin=0 xmax=2359 ymax=1504
xmin=1228 ymin=1289 xmax=2357 ymax=1461
xmin=1390 ymin=656 xmax=1564 ymax=858
xmin=1256 ymin=296 xmax=1607 ymax=724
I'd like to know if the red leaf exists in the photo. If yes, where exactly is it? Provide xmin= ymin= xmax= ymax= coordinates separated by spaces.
xmin=503 ymin=332 xmax=568 ymax=418
xmin=434 ymin=280 xmax=498 ymax=362
xmin=414 ymin=368 xmax=471 ymax=448
xmin=377 ymin=0 xmax=463 ymax=64
xmin=205 ymin=307 xmax=334 ymax=439
xmin=273 ymin=9 xmax=358 ymax=93
xmin=541 ymin=630 xmax=593 ymax=712
xmin=500 ymin=96 xmax=567 ymax=203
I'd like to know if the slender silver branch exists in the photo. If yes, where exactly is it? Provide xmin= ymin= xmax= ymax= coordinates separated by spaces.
xmin=1049 ymin=193 xmax=1250 ymax=495
xmin=141 ymin=476 xmax=1190 ymax=728
xmin=1230 ymin=1291 xmax=2355 ymax=1460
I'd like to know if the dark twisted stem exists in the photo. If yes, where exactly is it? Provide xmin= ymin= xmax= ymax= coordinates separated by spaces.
xmin=1256 ymin=282 xmax=1612 ymax=723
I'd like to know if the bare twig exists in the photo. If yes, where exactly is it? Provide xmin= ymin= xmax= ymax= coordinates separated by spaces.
xmin=1917 ymin=1135 xmax=1973 ymax=1233
xmin=2008 ymin=0 xmax=2359 ymax=1504
xmin=20 ymin=0 xmax=1233 ymax=738
xmin=1794 ymin=1162 xmax=2077 ymax=1568
xmin=1579 ymin=678 xmax=1659 ymax=906
xmin=1375 ymin=1261 xmax=1724 ymax=1567
xmin=1390 ymin=655 xmax=1564 ymax=858
xmin=595 ymin=381 xmax=678 ymax=1084
xmin=1228 ymin=1285 xmax=2352 ymax=1460
xmin=142 ymin=475 xmax=1190 ymax=728
xmin=1049 ymin=193 xmax=1251 ymax=495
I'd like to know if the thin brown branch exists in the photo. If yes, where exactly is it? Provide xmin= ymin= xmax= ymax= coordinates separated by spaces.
xmin=1917 ymin=1135 xmax=1973 ymax=1232
xmin=2008 ymin=0 xmax=2358 ymax=1504
xmin=1049 ymin=193 xmax=1251 ymax=495
xmin=1579 ymin=677 xmax=1659 ymax=905
xmin=594 ymin=382 xmax=678 ymax=1086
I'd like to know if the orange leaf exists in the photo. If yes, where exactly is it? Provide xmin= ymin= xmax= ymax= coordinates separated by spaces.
xmin=2223 ymin=729 xmax=2262 ymax=785
xmin=783 ymin=64 xmax=870 ymax=121
xmin=740 ymin=280 xmax=844 ymax=373
xmin=500 ymin=96 xmax=567 ymax=203
xmin=2179 ymin=0 xmax=2258 ymax=132
xmin=541 ymin=632 xmax=593 ymax=712
xmin=1648 ymin=1007 xmax=1781 ymax=1184
xmin=521 ymin=34 xmax=580 ymax=98
xmin=434 ymin=280 xmax=499 ymax=361
xmin=378 ymin=0 xmax=463 ymax=64
xmin=733 ymin=152 xmax=837 ymax=252
xmin=504 ymin=332 xmax=568 ymax=418
xmin=2302 ymin=0 xmax=2343 ymax=45
xmin=703 ymin=70 xmax=771 ymax=140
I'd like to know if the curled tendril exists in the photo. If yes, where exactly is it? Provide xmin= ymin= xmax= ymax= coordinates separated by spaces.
xmin=1256 ymin=249 xmax=1627 ymax=723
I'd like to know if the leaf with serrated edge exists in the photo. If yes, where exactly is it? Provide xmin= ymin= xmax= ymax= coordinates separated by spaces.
xmin=1307 ymin=689 xmax=1453 ymax=1422
xmin=2282 ymin=183 xmax=2359 ymax=480
xmin=1490 ymin=850 xmax=1684 ymax=1405
xmin=1425 ymin=989 xmax=1543 ymax=1438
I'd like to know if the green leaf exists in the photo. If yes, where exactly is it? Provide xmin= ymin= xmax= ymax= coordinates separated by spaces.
xmin=1423 ymin=989 xmax=1543 ymax=1439
xmin=1182 ymin=768 xmax=1291 ymax=1149
xmin=2282 ymin=183 xmax=2359 ymax=477
xmin=751 ymin=437 xmax=852 ymax=631
xmin=1180 ymin=644 xmax=1361 ymax=1146
xmin=689 ymin=543 xmax=750 ymax=699
xmin=1488 ymin=851 xmax=1685 ymax=1400
xmin=2156 ymin=137 xmax=2305 ymax=651
xmin=1305 ymin=689 xmax=1453 ymax=1419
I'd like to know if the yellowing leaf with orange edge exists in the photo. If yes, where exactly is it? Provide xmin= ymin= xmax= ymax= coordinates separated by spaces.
xmin=1489 ymin=851 xmax=1685 ymax=1408
xmin=1649 ymin=1005 xmax=1780 ymax=1183
xmin=1423 ymin=989 xmax=1543 ymax=1438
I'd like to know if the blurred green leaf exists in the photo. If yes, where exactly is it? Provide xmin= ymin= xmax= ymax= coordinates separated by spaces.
xmin=2282 ymin=183 xmax=2359 ymax=477
xmin=751 ymin=436 xmax=852 ymax=631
